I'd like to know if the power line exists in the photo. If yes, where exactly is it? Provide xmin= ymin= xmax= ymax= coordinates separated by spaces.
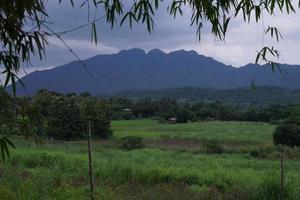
xmin=43 ymin=24 xmax=93 ymax=78
xmin=48 ymin=16 xmax=105 ymax=36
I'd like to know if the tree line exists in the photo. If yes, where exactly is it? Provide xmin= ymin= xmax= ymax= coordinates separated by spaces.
xmin=107 ymin=96 xmax=297 ymax=124
xmin=111 ymin=86 xmax=300 ymax=107
xmin=1 ymin=87 xmax=299 ymax=143
xmin=0 ymin=88 xmax=112 ymax=141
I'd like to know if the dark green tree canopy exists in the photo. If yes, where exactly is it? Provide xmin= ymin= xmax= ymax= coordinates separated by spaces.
xmin=273 ymin=107 xmax=300 ymax=147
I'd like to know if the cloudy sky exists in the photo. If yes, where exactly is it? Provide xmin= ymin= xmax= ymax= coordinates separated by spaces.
xmin=14 ymin=1 xmax=300 ymax=78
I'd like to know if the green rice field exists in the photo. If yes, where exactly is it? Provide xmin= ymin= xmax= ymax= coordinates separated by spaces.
xmin=1 ymin=120 xmax=299 ymax=200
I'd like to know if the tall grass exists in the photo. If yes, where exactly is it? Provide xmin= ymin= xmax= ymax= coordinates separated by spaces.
xmin=112 ymin=119 xmax=275 ymax=143
xmin=1 ymin=145 xmax=299 ymax=199
xmin=0 ymin=120 xmax=299 ymax=199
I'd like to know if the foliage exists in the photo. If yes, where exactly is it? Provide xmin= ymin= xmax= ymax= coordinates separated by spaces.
xmin=255 ymin=174 xmax=293 ymax=200
xmin=2 ymin=86 xmax=297 ymax=160
xmin=1 ymin=120 xmax=300 ymax=198
xmin=107 ymin=95 xmax=294 ymax=123
xmin=0 ymin=129 xmax=15 ymax=161
xmin=250 ymin=146 xmax=273 ymax=158
xmin=204 ymin=140 xmax=224 ymax=154
xmin=79 ymin=96 xmax=112 ymax=139
xmin=0 ymin=87 xmax=15 ymax=128
xmin=17 ymin=97 xmax=45 ymax=139
xmin=112 ymin=119 xmax=275 ymax=144
xmin=0 ymin=87 xmax=16 ymax=160
xmin=45 ymin=95 xmax=85 ymax=140
xmin=33 ymin=89 xmax=112 ymax=140
xmin=118 ymin=136 xmax=145 ymax=150
xmin=1 ymin=137 xmax=300 ymax=199
xmin=273 ymin=108 xmax=300 ymax=147
xmin=114 ymin=86 xmax=300 ymax=107
xmin=1 ymin=0 xmax=299 ymax=161
xmin=175 ymin=107 xmax=195 ymax=123
xmin=0 ymin=0 xmax=48 ymax=93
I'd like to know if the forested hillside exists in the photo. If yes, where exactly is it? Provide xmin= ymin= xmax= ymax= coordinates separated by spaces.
xmin=111 ymin=86 xmax=300 ymax=106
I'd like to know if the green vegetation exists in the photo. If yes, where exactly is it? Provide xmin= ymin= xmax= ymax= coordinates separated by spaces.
xmin=118 ymin=136 xmax=145 ymax=151
xmin=1 ymin=87 xmax=300 ymax=199
xmin=1 ymin=120 xmax=300 ymax=199
xmin=106 ymin=96 xmax=294 ymax=123
xmin=274 ymin=108 xmax=300 ymax=147
xmin=113 ymin=86 xmax=300 ymax=106
xmin=1 ymin=88 xmax=112 ymax=140
xmin=34 ymin=90 xmax=112 ymax=140
xmin=112 ymin=119 xmax=275 ymax=143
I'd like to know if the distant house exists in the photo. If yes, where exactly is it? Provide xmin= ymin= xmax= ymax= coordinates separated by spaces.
xmin=168 ymin=117 xmax=177 ymax=124
xmin=123 ymin=108 xmax=131 ymax=112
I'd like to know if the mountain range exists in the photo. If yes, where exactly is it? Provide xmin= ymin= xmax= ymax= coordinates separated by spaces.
xmin=13 ymin=48 xmax=300 ymax=95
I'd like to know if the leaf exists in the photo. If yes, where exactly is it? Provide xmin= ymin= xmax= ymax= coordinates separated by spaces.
xmin=4 ymin=137 xmax=16 ymax=149
xmin=223 ymin=17 xmax=231 ymax=36
xmin=91 ymin=22 xmax=98 ymax=45
xmin=3 ymin=70 xmax=11 ymax=88
xmin=0 ymin=135 xmax=15 ymax=161
xmin=0 ymin=141 xmax=6 ymax=161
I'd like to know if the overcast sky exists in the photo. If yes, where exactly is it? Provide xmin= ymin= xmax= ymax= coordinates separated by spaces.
xmin=14 ymin=1 xmax=300 ymax=78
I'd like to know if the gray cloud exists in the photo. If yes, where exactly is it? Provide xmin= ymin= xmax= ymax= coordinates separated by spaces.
xmin=21 ymin=2 xmax=300 ymax=69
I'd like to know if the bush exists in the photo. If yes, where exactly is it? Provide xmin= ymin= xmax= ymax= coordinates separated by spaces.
xmin=250 ymin=146 xmax=273 ymax=158
xmin=273 ymin=114 xmax=300 ymax=147
xmin=118 ymin=136 xmax=145 ymax=150
xmin=175 ymin=108 xmax=195 ymax=123
xmin=256 ymin=174 xmax=293 ymax=200
xmin=204 ymin=140 xmax=224 ymax=154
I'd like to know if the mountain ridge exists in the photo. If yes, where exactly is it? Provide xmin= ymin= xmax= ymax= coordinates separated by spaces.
xmin=12 ymin=48 xmax=300 ymax=95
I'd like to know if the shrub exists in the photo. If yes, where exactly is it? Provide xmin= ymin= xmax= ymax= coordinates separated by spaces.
xmin=204 ymin=140 xmax=224 ymax=154
xmin=118 ymin=136 xmax=145 ymax=150
xmin=273 ymin=114 xmax=300 ymax=147
xmin=256 ymin=174 xmax=293 ymax=200
xmin=250 ymin=146 xmax=273 ymax=158
xmin=175 ymin=108 xmax=195 ymax=123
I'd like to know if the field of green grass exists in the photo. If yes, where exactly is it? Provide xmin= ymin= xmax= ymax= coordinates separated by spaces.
xmin=1 ymin=120 xmax=300 ymax=200
xmin=112 ymin=119 xmax=275 ymax=143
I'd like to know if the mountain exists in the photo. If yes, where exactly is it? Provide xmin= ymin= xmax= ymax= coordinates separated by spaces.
xmin=12 ymin=48 xmax=300 ymax=95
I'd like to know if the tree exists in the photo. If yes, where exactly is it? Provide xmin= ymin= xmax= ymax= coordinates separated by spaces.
xmin=273 ymin=107 xmax=300 ymax=147
xmin=0 ymin=86 xmax=14 ymax=126
xmin=0 ymin=87 xmax=15 ymax=160
xmin=17 ymin=97 xmax=45 ymax=140
xmin=80 ymin=97 xmax=112 ymax=139
xmin=175 ymin=108 xmax=195 ymax=123
xmin=32 ymin=90 xmax=112 ymax=140
xmin=46 ymin=95 xmax=85 ymax=140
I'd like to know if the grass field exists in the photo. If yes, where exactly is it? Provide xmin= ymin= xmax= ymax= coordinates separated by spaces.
xmin=1 ymin=120 xmax=300 ymax=200
xmin=112 ymin=119 xmax=275 ymax=143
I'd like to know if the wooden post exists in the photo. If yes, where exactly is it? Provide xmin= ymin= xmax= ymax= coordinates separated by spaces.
xmin=279 ymin=155 xmax=284 ymax=200
xmin=88 ymin=120 xmax=95 ymax=200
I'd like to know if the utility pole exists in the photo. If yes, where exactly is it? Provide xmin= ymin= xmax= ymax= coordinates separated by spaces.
xmin=279 ymin=155 xmax=284 ymax=200
xmin=88 ymin=120 xmax=95 ymax=200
